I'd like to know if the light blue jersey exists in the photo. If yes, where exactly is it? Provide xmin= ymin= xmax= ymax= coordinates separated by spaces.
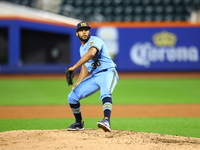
xmin=80 ymin=36 xmax=116 ymax=74
xmin=68 ymin=36 xmax=118 ymax=104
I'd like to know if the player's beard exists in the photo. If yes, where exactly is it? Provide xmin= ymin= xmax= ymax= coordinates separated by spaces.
xmin=79 ymin=33 xmax=91 ymax=43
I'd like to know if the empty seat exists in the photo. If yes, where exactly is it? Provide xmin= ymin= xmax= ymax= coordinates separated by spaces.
xmin=93 ymin=0 xmax=103 ymax=6
xmin=123 ymin=15 xmax=133 ymax=21
xmin=103 ymin=6 xmax=114 ymax=16
xmin=155 ymin=5 xmax=164 ymax=14
xmin=74 ymin=0 xmax=83 ymax=7
xmin=165 ymin=5 xmax=175 ymax=14
xmin=164 ymin=14 xmax=175 ymax=21
xmin=94 ymin=6 xmax=104 ymax=14
xmin=152 ymin=0 xmax=162 ymax=5
xmin=83 ymin=6 xmax=93 ymax=15
xmin=173 ymin=0 xmax=182 ymax=5
xmin=102 ymin=0 xmax=112 ymax=6
xmin=132 ymin=0 xmax=141 ymax=5
xmin=112 ymin=0 xmax=122 ymax=6
xmin=114 ymin=15 xmax=124 ymax=21
xmin=124 ymin=6 xmax=133 ymax=15
xmin=133 ymin=5 xmax=144 ymax=14
xmin=175 ymin=5 xmax=185 ymax=14
xmin=84 ymin=0 xmax=93 ymax=6
xmin=144 ymin=5 xmax=154 ymax=14
xmin=162 ymin=0 xmax=173 ymax=5
xmin=113 ymin=6 xmax=123 ymax=15
xmin=142 ymin=0 xmax=152 ymax=6
xmin=122 ymin=0 xmax=132 ymax=6
xmin=154 ymin=14 xmax=164 ymax=21
xmin=133 ymin=14 xmax=144 ymax=21
xmin=144 ymin=15 xmax=154 ymax=21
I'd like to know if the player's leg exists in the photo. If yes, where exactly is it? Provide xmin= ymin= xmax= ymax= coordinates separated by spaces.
xmin=67 ymin=76 xmax=99 ymax=131
xmin=96 ymin=68 xmax=118 ymax=132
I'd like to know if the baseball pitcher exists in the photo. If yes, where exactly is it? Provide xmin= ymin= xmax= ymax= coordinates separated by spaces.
xmin=66 ymin=22 xmax=118 ymax=132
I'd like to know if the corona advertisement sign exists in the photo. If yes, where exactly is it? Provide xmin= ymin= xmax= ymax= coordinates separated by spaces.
xmin=129 ymin=31 xmax=199 ymax=68
xmin=95 ymin=25 xmax=200 ymax=72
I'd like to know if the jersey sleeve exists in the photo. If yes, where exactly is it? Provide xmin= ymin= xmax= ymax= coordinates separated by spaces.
xmin=88 ymin=37 xmax=103 ymax=52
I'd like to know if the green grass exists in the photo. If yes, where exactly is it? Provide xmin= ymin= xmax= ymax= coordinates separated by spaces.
xmin=0 ymin=78 xmax=200 ymax=138
xmin=0 ymin=117 xmax=200 ymax=138
xmin=0 ymin=79 xmax=200 ymax=105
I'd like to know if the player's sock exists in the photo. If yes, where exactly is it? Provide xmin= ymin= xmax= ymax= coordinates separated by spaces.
xmin=70 ymin=103 xmax=82 ymax=123
xmin=102 ymin=97 xmax=112 ymax=121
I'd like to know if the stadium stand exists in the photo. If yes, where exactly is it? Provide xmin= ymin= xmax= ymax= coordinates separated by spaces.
xmin=1 ymin=0 xmax=200 ymax=22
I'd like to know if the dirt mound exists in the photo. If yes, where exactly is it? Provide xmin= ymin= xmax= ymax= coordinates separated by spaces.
xmin=0 ymin=129 xmax=200 ymax=150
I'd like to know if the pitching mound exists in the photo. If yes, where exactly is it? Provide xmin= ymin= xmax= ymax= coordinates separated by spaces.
xmin=0 ymin=129 xmax=200 ymax=150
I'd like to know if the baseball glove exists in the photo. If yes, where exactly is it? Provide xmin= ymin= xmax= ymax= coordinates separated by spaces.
xmin=65 ymin=68 xmax=74 ymax=86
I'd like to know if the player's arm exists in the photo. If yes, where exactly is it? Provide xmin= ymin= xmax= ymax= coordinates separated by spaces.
xmin=68 ymin=47 xmax=98 ymax=72
xmin=72 ymin=65 xmax=88 ymax=90
xmin=77 ymin=65 xmax=89 ymax=83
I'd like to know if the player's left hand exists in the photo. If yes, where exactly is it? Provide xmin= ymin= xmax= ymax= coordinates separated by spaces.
xmin=65 ymin=68 xmax=75 ymax=86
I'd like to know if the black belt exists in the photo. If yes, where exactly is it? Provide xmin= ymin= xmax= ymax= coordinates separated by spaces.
xmin=96 ymin=69 xmax=108 ymax=74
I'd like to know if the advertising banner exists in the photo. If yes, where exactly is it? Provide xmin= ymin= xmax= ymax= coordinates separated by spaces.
xmin=94 ymin=26 xmax=200 ymax=72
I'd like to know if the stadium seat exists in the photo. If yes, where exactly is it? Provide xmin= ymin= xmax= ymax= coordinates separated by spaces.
xmin=162 ymin=0 xmax=172 ymax=5
xmin=2 ymin=0 xmax=197 ymax=22
xmin=144 ymin=15 xmax=154 ymax=21
xmin=155 ymin=5 xmax=164 ymax=14
xmin=165 ymin=5 xmax=175 ymax=14
xmin=144 ymin=5 xmax=154 ymax=14
xmin=133 ymin=14 xmax=144 ymax=22
xmin=94 ymin=6 xmax=104 ymax=14
xmin=142 ymin=0 xmax=151 ymax=6
xmin=124 ymin=6 xmax=133 ymax=15
xmin=134 ymin=5 xmax=144 ymax=14
xmin=103 ymin=6 xmax=114 ymax=16
xmin=124 ymin=15 xmax=133 ymax=21
xmin=165 ymin=14 xmax=175 ymax=21
xmin=113 ymin=6 xmax=123 ymax=15
xmin=84 ymin=0 xmax=93 ymax=6
xmin=112 ymin=0 xmax=122 ymax=6
xmin=152 ymin=0 xmax=162 ymax=5
xmin=102 ymin=0 xmax=112 ymax=6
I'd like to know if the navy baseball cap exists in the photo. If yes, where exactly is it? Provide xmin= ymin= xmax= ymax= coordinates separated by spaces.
xmin=76 ymin=22 xmax=91 ymax=31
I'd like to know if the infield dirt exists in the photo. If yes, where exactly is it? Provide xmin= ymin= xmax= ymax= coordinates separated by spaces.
xmin=0 ymin=129 xmax=200 ymax=150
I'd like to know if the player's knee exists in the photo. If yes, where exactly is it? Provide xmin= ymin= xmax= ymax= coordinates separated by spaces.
xmin=68 ymin=91 xmax=79 ymax=104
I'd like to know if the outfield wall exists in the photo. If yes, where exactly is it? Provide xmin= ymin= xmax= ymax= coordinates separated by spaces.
xmin=0 ymin=18 xmax=200 ymax=73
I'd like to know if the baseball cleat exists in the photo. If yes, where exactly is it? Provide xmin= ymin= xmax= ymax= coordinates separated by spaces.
xmin=67 ymin=121 xmax=84 ymax=131
xmin=97 ymin=118 xmax=111 ymax=132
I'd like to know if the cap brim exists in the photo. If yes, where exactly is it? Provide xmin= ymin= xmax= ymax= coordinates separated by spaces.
xmin=76 ymin=26 xmax=91 ymax=31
